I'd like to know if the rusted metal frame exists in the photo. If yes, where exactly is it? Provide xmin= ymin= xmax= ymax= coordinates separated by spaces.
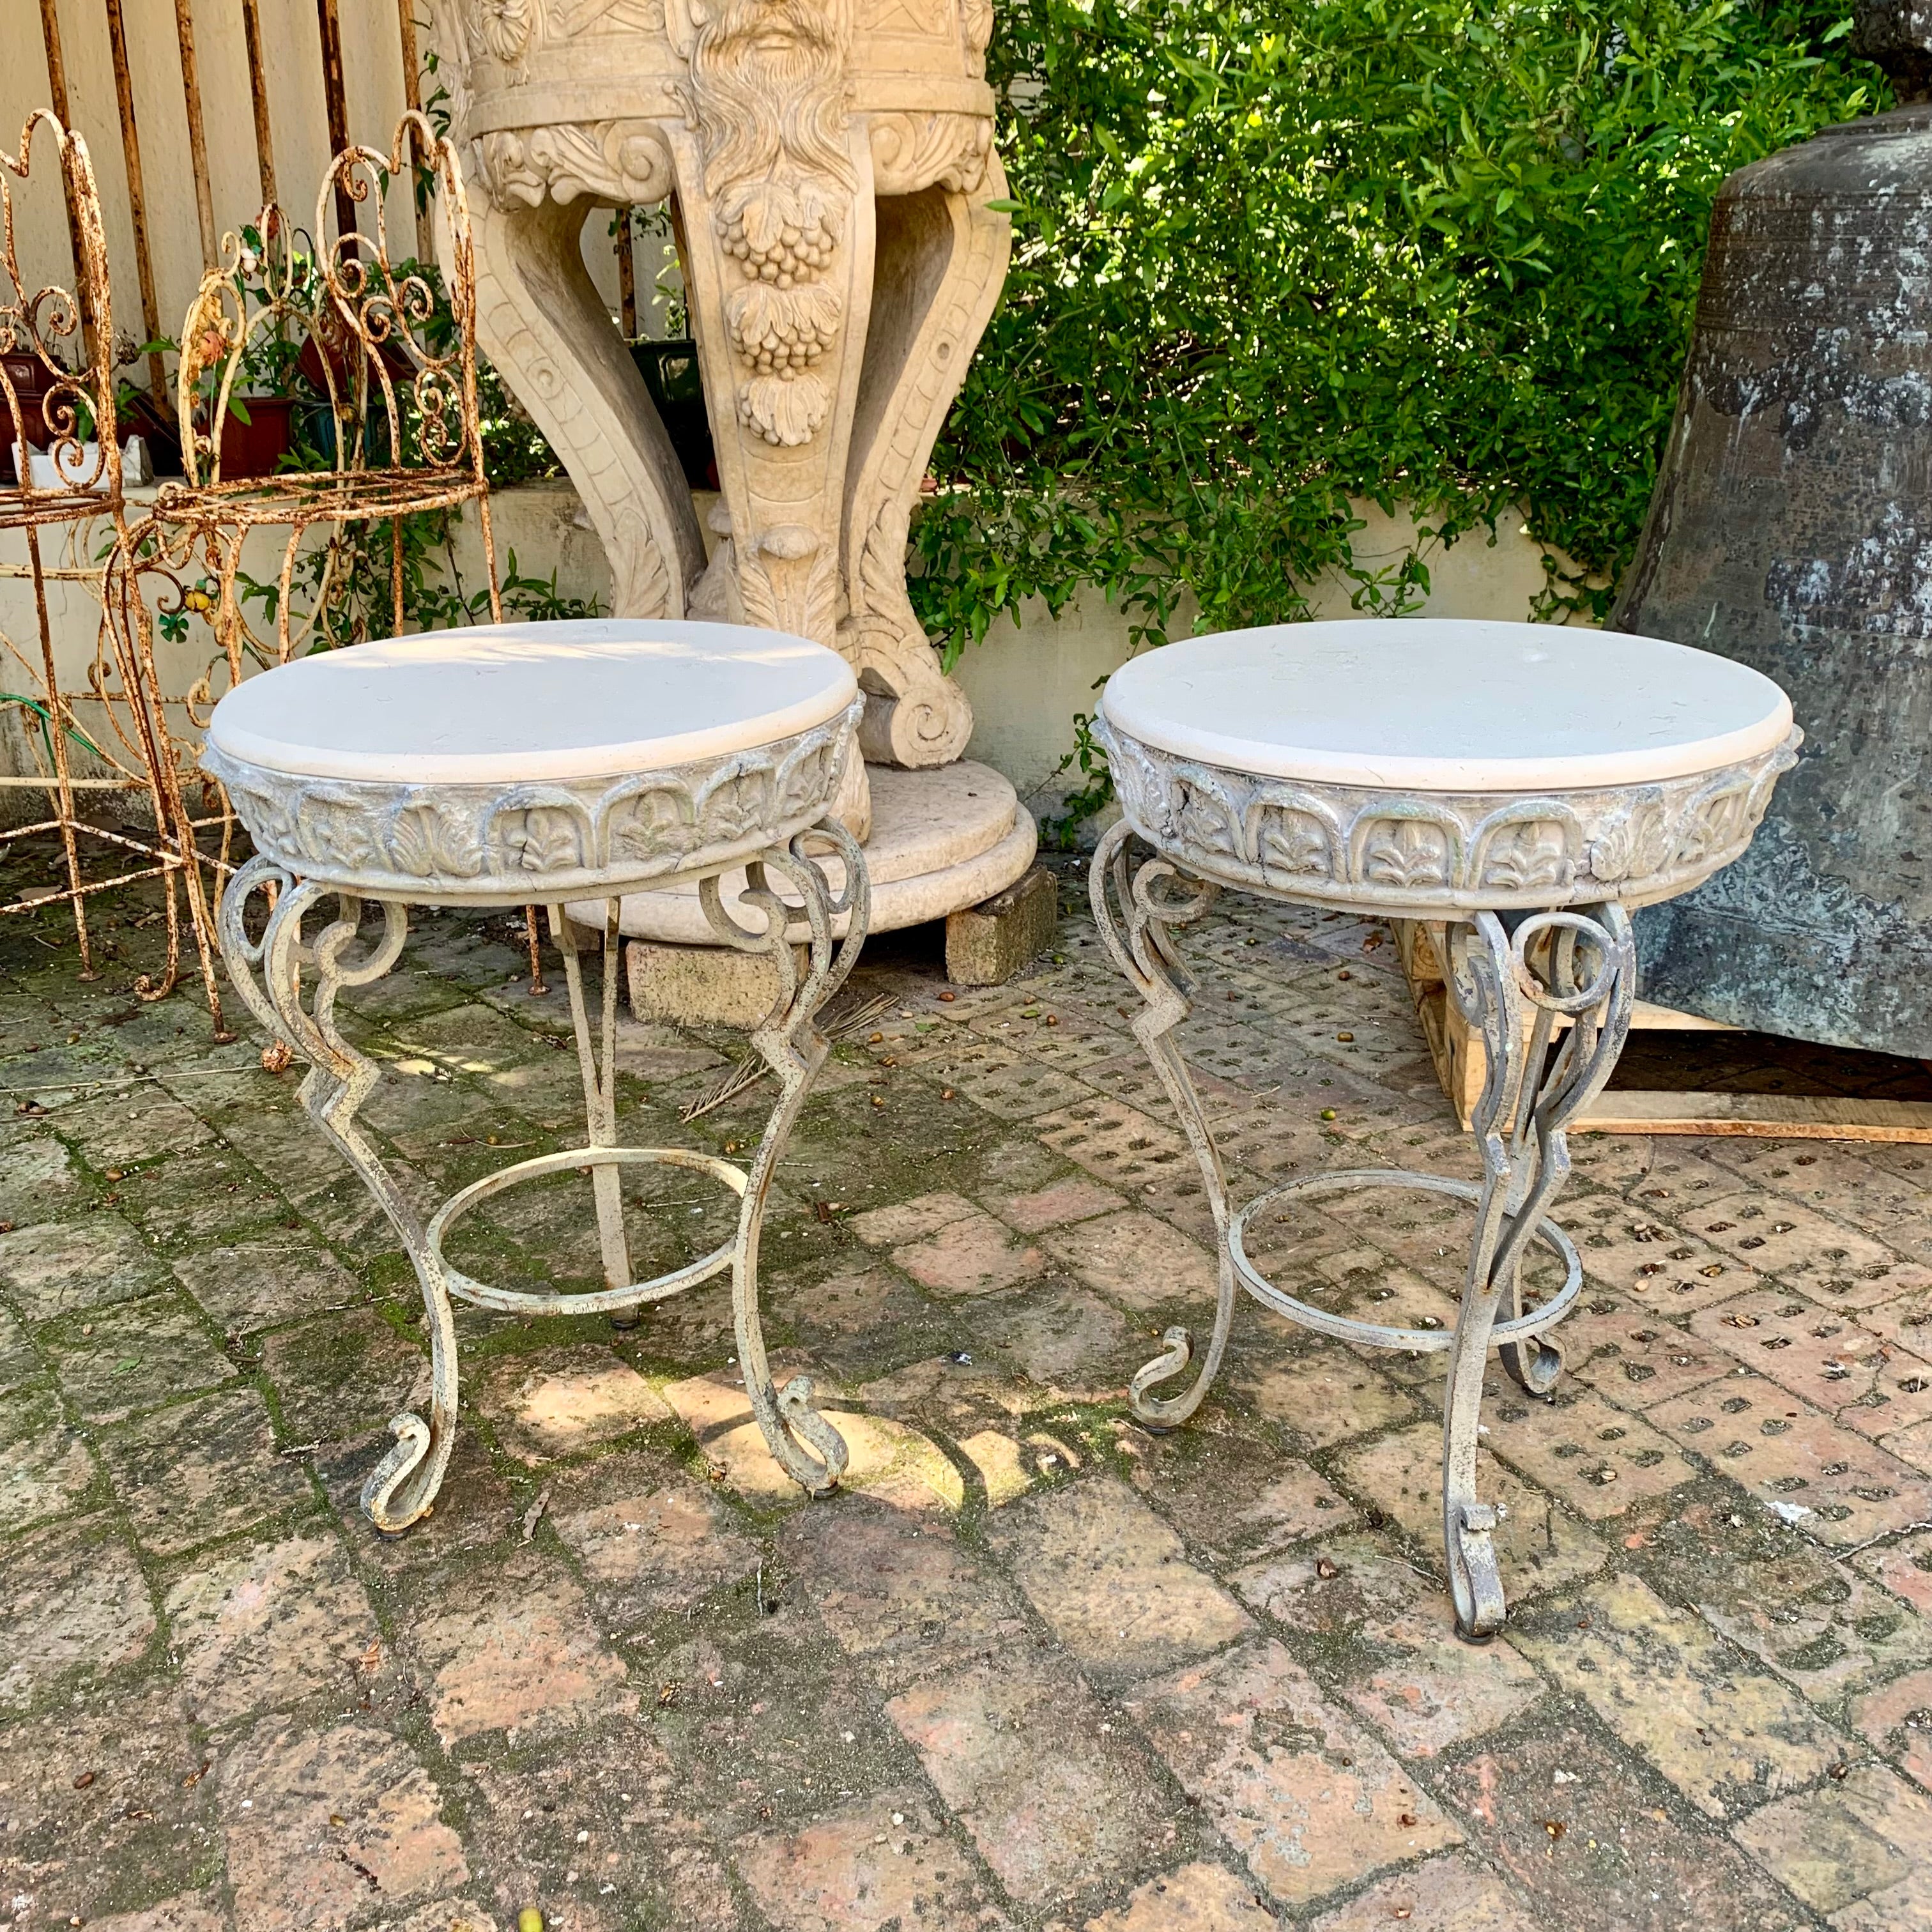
xmin=80 ymin=584 xmax=181 ymax=786
xmin=6 ymin=539 xmax=187 ymax=993
xmin=0 ymin=775 xmax=150 ymax=790
xmin=325 ymin=151 xmax=410 ymax=492
xmin=615 ymin=209 xmax=638 ymax=339
xmin=2 ymin=112 xmax=123 ymax=510
xmin=394 ymin=0 xmax=434 ymax=268
xmin=33 ymin=0 xmax=89 ymax=308
xmin=214 ymin=824 xmax=869 ymax=1530
xmin=238 ymin=0 xmax=279 ymax=210
xmin=3 ymin=855 xmax=171 ymax=889
xmin=31 ymin=3 xmax=103 ymax=376
xmin=17 ymin=512 xmax=190 ymax=981
xmin=113 ymin=116 xmax=502 ymax=1029
xmin=3 ymin=111 xmax=185 ymax=998
xmin=524 ymin=909 xmax=546 ymax=993
xmin=316 ymin=0 xmax=358 ymax=243
xmin=24 ymin=522 xmax=93 ymax=970
xmin=36 ymin=0 xmax=74 ymax=123
xmin=171 ymin=0 xmax=219 ymax=272
xmin=103 ymin=512 xmax=265 ymax=1036
xmin=100 ymin=516 xmax=218 ymax=1018
xmin=100 ymin=0 xmax=171 ymax=417
xmin=426 ymin=123 xmax=501 ymax=619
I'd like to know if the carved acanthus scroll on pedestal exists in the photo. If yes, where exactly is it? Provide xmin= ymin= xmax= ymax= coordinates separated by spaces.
xmin=427 ymin=0 xmax=1009 ymax=769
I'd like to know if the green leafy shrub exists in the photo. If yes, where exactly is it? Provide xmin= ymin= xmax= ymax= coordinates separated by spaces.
xmin=915 ymin=0 xmax=1884 ymax=681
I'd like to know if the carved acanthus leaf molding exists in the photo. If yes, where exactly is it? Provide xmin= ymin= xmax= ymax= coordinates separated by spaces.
xmin=1098 ymin=720 xmax=1804 ymax=916
xmin=959 ymin=0 xmax=993 ymax=72
xmin=868 ymin=111 xmax=991 ymax=194
xmin=478 ymin=119 xmax=675 ymax=208
xmin=474 ymin=0 xmax=535 ymax=68
xmin=203 ymin=697 xmax=864 ymax=900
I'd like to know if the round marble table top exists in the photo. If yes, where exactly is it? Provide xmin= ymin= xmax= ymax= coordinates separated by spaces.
xmin=1099 ymin=619 xmax=1793 ymax=793
xmin=206 ymin=619 xmax=858 ymax=783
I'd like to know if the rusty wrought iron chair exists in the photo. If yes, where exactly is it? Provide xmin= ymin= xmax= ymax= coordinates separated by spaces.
xmin=2 ymin=109 xmax=185 ymax=994
xmin=109 ymin=112 xmax=503 ymax=1034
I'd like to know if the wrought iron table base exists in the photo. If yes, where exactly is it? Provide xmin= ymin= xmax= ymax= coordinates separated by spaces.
xmin=1092 ymin=823 xmax=1636 ymax=1639
xmin=217 ymin=822 xmax=868 ymax=1533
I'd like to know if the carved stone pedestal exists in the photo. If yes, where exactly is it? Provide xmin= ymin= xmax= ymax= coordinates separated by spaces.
xmin=430 ymin=0 xmax=1023 ymax=1009
xmin=431 ymin=0 xmax=1006 ymax=742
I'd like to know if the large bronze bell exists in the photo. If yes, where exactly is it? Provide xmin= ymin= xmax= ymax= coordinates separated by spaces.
xmin=1617 ymin=7 xmax=1932 ymax=1053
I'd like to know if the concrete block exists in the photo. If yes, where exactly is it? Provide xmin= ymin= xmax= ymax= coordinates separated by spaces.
xmin=625 ymin=936 xmax=808 ymax=1029
xmin=945 ymin=865 xmax=1057 ymax=986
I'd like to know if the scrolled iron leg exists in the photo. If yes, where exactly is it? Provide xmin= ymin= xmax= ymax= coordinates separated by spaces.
xmin=1439 ymin=905 xmax=1634 ymax=1639
xmin=702 ymin=818 xmax=871 ymax=1494
xmin=1442 ymin=1275 xmax=1511 ymax=1640
xmin=1090 ymin=819 xmax=1239 ymax=1430
xmin=217 ymin=856 xmax=460 ymax=1533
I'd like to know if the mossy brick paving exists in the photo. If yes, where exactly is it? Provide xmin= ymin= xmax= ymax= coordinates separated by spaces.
xmin=0 ymin=832 xmax=1929 ymax=1930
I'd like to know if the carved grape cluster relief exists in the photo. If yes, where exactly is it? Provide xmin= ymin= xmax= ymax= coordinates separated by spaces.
xmin=1099 ymin=719 xmax=1800 ymax=915
xmin=682 ymin=9 xmax=859 ymax=450
xmin=719 ymin=180 xmax=843 ymax=287
xmin=202 ymin=698 xmax=862 ymax=901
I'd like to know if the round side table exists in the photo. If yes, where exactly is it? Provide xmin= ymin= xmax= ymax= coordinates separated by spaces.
xmin=203 ymin=619 xmax=869 ymax=1532
xmin=1091 ymin=618 xmax=1800 ymax=1639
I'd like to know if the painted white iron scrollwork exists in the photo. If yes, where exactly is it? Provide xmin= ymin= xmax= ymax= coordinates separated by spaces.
xmin=698 ymin=818 xmax=871 ymax=1492
xmin=217 ymin=855 xmax=455 ymax=1530
xmin=215 ymin=820 xmax=870 ymax=1531
xmin=1089 ymin=820 xmax=1235 ymax=1430
xmin=1092 ymin=820 xmax=1637 ymax=1641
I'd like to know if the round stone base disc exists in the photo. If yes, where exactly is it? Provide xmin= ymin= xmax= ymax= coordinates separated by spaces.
xmin=568 ymin=762 xmax=1038 ymax=943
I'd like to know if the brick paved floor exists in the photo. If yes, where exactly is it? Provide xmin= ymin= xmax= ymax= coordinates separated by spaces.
xmin=4 ymin=846 xmax=1932 ymax=1932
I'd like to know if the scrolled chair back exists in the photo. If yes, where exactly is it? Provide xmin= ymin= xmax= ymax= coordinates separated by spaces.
xmin=171 ymin=111 xmax=485 ymax=499
xmin=1 ymin=109 xmax=120 ymax=526
xmin=316 ymin=112 xmax=487 ymax=487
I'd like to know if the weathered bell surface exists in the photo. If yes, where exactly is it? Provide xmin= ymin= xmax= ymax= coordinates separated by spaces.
xmin=1618 ymin=8 xmax=1932 ymax=1052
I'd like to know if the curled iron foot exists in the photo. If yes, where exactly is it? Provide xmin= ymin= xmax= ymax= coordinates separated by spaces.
xmin=1450 ymin=1500 xmax=1507 ymax=1642
xmin=775 ymin=1375 xmax=850 ymax=1496
xmin=1500 ymin=1332 xmax=1565 ymax=1397
xmin=1129 ymin=1324 xmax=1199 ymax=1431
xmin=360 ymin=1411 xmax=441 ymax=1535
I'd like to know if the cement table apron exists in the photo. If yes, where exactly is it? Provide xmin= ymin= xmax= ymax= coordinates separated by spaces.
xmin=203 ymin=619 xmax=869 ymax=1530
xmin=1091 ymin=618 xmax=1799 ymax=1638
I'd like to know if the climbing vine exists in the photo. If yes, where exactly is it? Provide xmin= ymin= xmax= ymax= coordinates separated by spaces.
xmin=910 ymin=0 xmax=1883 ymax=829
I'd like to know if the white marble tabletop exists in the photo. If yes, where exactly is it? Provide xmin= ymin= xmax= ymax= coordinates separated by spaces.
xmin=1099 ymin=618 xmax=1793 ymax=793
xmin=206 ymin=619 xmax=859 ymax=785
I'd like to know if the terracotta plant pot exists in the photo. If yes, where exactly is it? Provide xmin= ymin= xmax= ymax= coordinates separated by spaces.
xmin=3 ymin=352 xmax=60 ymax=479
xmin=215 ymin=395 xmax=296 ymax=479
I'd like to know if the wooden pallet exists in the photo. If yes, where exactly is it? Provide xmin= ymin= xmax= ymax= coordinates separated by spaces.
xmin=1390 ymin=919 xmax=1932 ymax=1142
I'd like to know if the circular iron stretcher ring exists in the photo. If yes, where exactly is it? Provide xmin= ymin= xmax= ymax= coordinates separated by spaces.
xmin=1227 ymin=1168 xmax=1584 ymax=1352
xmin=427 ymin=1145 xmax=747 ymax=1316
